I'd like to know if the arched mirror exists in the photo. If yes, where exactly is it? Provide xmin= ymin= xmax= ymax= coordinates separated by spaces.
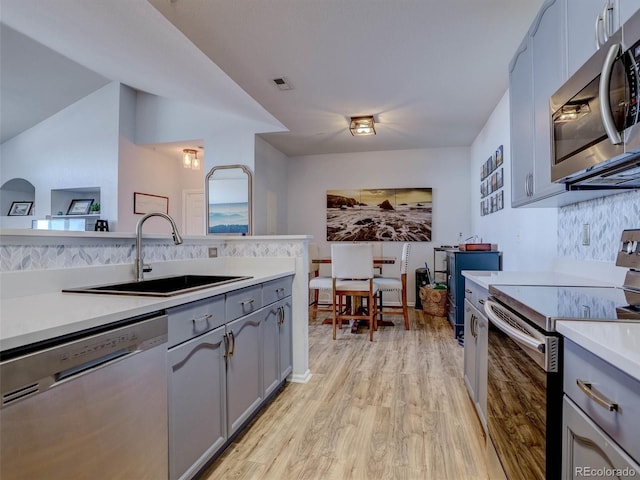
xmin=205 ymin=165 xmax=252 ymax=235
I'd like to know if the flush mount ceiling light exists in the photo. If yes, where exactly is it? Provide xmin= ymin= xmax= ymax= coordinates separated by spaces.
xmin=182 ymin=149 xmax=200 ymax=170
xmin=349 ymin=116 xmax=376 ymax=136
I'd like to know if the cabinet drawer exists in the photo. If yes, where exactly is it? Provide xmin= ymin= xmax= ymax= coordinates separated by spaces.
xmin=167 ymin=296 xmax=226 ymax=348
xmin=465 ymin=281 xmax=489 ymax=313
xmin=564 ymin=339 xmax=640 ymax=462
xmin=226 ymin=285 xmax=262 ymax=321
xmin=262 ymin=277 xmax=292 ymax=306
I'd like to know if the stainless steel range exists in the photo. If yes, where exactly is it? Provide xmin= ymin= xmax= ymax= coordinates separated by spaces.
xmin=483 ymin=229 xmax=640 ymax=480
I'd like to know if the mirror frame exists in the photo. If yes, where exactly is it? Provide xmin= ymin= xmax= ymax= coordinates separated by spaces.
xmin=205 ymin=164 xmax=252 ymax=235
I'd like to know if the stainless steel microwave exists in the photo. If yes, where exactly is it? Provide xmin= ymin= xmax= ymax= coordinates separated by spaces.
xmin=550 ymin=9 xmax=640 ymax=189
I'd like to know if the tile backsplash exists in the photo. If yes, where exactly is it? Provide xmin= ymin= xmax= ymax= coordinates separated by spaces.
xmin=558 ymin=190 xmax=640 ymax=261
xmin=1 ymin=237 xmax=305 ymax=272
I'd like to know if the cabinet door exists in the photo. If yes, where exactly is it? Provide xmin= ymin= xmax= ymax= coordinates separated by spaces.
xmin=531 ymin=0 xmax=567 ymax=201
xmin=262 ymin=304 xmax=281 ymax=398
xmin=463 ymin=300 xmax=478 ymax=402
xmin=566 ymin=0 xmax=611 ymax=77
xmin=226 ymin=312 xmax=263 ymax=436
xmin=562 ymin=396 xmax=640 ymax=479
xmin=618 ymin=0 xmax=638 ymax=28
xmin=168 ymin=326 xmax=227 ymax=480
xmin=475 ymin=312 xmax=489 ymax=433
xmin=278 ymin=297 xmax=293 ymax=381
xmin=509 ymin=37 xmax=534 ymax=207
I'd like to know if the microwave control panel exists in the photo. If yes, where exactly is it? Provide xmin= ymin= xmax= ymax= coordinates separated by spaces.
xmin=626 ymin=40 xmax=640 ymax=124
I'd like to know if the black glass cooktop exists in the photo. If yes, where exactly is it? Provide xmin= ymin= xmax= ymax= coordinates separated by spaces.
xmin=489 ymin=285 xmax=640 ymax=331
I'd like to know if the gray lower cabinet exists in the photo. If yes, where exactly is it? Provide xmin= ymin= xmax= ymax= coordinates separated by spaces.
xmin=226 ymin=311 xmax=263 ymax=437
xmin=263 ymin=296 xmax=294 ymax=399
xmin=167 ymin=276 xmax=293 ymax=480
xmin=168 ymin=326 xmax=227 ymax=480
xmin=562 ymin=396 xmax=640 ymax=479
xmin=463 ymin=297 xmax=489 ymax=433
xmin=562 ymin=339 xmax=640 ymax=478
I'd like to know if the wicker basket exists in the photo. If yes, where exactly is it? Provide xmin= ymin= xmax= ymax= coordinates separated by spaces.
xmin=420 ymin=285 xmax=448 ymax=319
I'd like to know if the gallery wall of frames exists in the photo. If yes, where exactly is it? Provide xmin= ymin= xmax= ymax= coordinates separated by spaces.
xmin=480 ymin=144 xmax=504 ymax=216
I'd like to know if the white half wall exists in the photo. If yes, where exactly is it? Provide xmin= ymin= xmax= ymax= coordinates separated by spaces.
xmin=286 ymin=148 xmax=471 ymax=305
xmin=254 ymin=136 xmax=289 ymax=235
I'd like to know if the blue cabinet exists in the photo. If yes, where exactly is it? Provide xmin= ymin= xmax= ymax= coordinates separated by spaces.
xmin=446 ymin=250 xmax=501 ymax=339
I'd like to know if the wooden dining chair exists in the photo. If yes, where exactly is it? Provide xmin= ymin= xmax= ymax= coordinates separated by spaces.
xmin=331 ymin=243 xmax=379 ymax=341
xmin=374 ymin=242 xmax=411 ymax=330
xmin=308 ymin=242 xmax=333 ymax=320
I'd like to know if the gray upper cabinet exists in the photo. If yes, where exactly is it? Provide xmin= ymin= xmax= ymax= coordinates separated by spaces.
xmin=531 ymin=0 xmax=567 ymax=202
xmin=510 ymin=0 xmax=567 ymax=207
xmin=566 ymin=0 xmax=612 ymax=77
xmin=619 ymin=0 xmax=638 ymax=25
xmin=509 ymin=37 xmax=534 ymax=207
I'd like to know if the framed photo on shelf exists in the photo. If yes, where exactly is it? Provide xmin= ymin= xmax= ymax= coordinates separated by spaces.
xmin=496 ymin=145 xmax=503 ymax=166
xmin=8 ymin=201 xmax=33 ymax=216
xmin=67 ymin=199 xmax=94 ymax=215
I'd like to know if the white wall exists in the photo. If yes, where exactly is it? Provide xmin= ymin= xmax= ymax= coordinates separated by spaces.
xmin=0 ymin=82 xmax=120 ymax=228
xmin=254 ymin=136 xmax=289 ymax=235
xmin=286 ymin=147 xmax=471 ymax=304
xmin=470 ymin=91 xmax=558 ymax=271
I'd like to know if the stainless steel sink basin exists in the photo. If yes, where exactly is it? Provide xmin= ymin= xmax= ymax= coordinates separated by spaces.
xmin=62 ymin=274 xmax=252 ymax=297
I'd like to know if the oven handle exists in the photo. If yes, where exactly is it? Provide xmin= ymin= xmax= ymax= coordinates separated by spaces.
xmin=599 ymin=42 xmax=623 ymax=145
xmin=484 ymin=300 xmax=546 ymax=353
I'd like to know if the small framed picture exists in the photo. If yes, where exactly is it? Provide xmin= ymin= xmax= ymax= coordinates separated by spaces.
xmin=496 ymin=145 xmax=504 ymax=167
xmin=8 ymin=201 xmax=33 ymax=216
xmin=67 ymin=198 xmax=94 ymax=215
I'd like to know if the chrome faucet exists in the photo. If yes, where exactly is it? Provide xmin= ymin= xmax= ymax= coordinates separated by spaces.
xmin=135 ymin=212 xmax=183 ymax=281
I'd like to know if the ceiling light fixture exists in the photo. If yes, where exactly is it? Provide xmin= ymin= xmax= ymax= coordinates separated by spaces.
xmin=182 ymin=149 xmax=200 ymax=170
xmin=349 ymin=116 xmax=376 ymax=136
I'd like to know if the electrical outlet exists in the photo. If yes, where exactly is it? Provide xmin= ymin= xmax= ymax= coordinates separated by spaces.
xmin=582 ymin=224 xmax=590 ymax=246
xmin=208 ymin=247 xmax=218 ymax=258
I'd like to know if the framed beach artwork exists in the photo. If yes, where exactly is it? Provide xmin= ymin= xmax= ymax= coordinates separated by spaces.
xmin=326 ymin=188 xmax=433 ymax=241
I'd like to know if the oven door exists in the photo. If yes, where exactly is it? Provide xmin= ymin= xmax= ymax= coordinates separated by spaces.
xmin=484 ymin=299 xmax=562 ymax=480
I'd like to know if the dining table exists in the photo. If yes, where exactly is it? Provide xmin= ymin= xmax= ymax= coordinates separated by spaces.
xmin=311 ymin=256 xmax=397 ymax=329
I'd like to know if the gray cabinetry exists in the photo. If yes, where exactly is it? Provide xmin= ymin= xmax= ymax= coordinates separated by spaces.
xmin=262 ymin=278 xmax=293 ymax=399
xmin=562 ymin=339 xmax=640 ymax=478
xmin=510 ymin=0 xmax=566 ymax=207
xmin=463 ymin=281 xmax=489 ymax=433
xmin=566 ymin=0 xmax=612 ymax=76
xmin=226 ymin=311 xmax=263 ymax=437
xmin=168 ymin=326 xmax=227 ymax=480
xmin=509 ymin=37 xmax=534 ymax=207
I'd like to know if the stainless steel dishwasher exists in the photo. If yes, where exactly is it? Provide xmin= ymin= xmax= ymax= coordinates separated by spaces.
xmin=0 ymin=313 xmax=168 ymax=480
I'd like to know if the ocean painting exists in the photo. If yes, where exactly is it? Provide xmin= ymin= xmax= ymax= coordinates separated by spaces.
xmin=209 ymin=202 xmax=249 ymax=234
xmin=326 ymin=188 xmax=432 ymax=241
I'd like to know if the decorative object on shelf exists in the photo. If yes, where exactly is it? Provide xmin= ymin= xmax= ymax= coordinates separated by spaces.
xmin=480 ymin=145 xmax=505 ymax=216
xmin=133 ymin=192 xmax=169 ymax=215
xmin=182 ymin=148 xmax=201 ymax=170
xmin=89 ymin=202 xmax=100 ymax=213
xmin=8 ymin=201 xmax=33 ymax=216
xmin=66 ymin=198 xmax=94 ymax=215
xmin=326 ymin=187 xmax=433 ymax=241
xmin=349 ymin=116 xmax=376 ymax=136
xmin=94 ymin=220 xmax=109 ymax=232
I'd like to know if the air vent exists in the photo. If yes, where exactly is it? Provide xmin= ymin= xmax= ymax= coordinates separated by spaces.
xmin=272 ymin=77 xmax=293 ymax=91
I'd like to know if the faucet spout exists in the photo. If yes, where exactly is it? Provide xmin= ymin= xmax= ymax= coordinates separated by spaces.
xmin=135 ymin=212 xmax=183 ymax=281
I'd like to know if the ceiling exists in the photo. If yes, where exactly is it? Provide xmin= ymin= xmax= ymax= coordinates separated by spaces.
xmin=1 ymin=0 xmax=544 ymax=156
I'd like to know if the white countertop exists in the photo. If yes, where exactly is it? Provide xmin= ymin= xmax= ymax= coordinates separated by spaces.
xmin=461 ymin=270 xmax=614 ymax=290
xmin=556 ymin=321 xmax=640 ymax=382
xmin=0 ymin=269 xmax=294 ymax=352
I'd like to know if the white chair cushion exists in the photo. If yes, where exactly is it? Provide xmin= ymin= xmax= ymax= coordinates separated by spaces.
xmin=309 ymin=276 xmax=333 ymax=290
xmin=374 ymin=278 xmax=402 ymax=291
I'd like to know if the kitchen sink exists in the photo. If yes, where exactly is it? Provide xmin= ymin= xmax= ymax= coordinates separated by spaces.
xmin=62 ymin=274 xmax=252 ymax=297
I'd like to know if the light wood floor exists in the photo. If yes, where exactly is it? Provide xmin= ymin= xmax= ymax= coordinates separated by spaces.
xmin=202 ymin=309 xmax=490 ymax=480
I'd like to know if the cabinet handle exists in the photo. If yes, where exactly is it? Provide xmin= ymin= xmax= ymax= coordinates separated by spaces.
xmin=275 ymin=287 xmax=285 ymax=295
xmin=228 ymin=330 xmax=236 ymax=356
xmin=602 ymin=1 xmax=613 ymax=40
xmin=595 ymin=14 xmax=604 ymax=48
xmin=241 ymin=298 xmax=255 ymax=307
xmin=223 ymin=333 xmax=230 ymax=360
xmin=576 ymin=379 xmax=618 ymax=412
xmin=465 ymin=289 xmax=472 ymax=294
xmin=192 ymin=313 xmax=212 ymax=327
xmin=478 ymin=299 xmax=485 ymax=305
